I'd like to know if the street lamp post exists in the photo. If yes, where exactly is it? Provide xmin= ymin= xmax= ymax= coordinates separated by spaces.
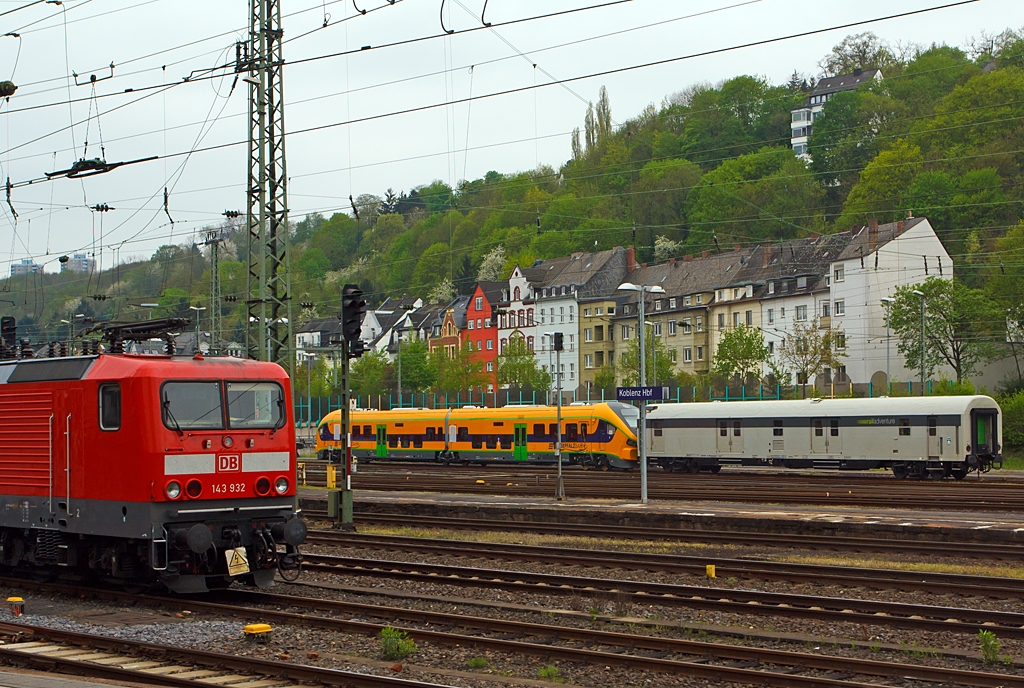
xmin=912 ymin=290 xmax=925 ymax=395
xmin=645 ymin=320 xmax=656 ymax=386
xmin=188 ymin=306 xmax=207 ymax=353
xmin=617 ymin=282 xmax=666 ymax=505
xmin=303 ymin=352 xmax=316 ymax=426
xmin=60 ymin=313 xmax=85 ymax=350
xmin=396 ymin=327 xmax=405 ymax=409
xmin=881 ymin=297 xmax=894 ymax=395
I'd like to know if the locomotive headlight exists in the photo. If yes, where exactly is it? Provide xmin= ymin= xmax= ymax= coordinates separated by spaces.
xmin=223 ymin=436 xmax=234 ymax=448
xmin=166 ymin=481 xmax=181 ymax=499
xmin=275 ymin=477 xmax=289 ymax=494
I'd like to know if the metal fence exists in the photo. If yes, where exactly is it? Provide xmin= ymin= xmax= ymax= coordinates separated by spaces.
xmin=292 ymin=379 xmax=952 ymax=426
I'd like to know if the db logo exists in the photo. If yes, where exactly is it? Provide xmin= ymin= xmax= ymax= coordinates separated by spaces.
xmin=217 ymin=454 xmax=241 ymax=473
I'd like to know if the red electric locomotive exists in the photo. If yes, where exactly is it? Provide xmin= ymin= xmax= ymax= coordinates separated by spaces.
xmin=0 ymin=319 xmax=306 ymax=593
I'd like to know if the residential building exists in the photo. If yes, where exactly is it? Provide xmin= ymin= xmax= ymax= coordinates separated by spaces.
xmin=534 ymin=247 xmax=630 ymax=392
xmin=791 ymin=68 xmax=882 ymax=159
xmin=462 ymin=281 xmax=504 ymax=390
xmin=497 ymin=265 xmax=537 ymax=359
xmin=579 ymin=294 xmax=629 ymax=391
xmin=61 ymin=252 xmax=95 ymax=274
xmin=429 ymin=298 xmax=469 ymax=357
xmin=10 ymin=259 xmax=42 ymax=277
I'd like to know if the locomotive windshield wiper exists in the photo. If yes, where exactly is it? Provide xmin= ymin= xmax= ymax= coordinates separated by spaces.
xmin=163 ymin=400 xmax=183 ymax=437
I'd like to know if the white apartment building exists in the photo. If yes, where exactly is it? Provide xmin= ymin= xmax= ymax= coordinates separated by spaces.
xmin=497 ymin=265 xmax=538 ymax=357
xmin=759 ymin=217 xmax=951 ymax=387
xmin=791 ymin=68 xmax=882 ymax=160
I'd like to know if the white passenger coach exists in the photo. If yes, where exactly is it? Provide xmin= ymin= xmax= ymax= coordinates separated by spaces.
xmin=645 ymin=396 xmax=1001 ymax=479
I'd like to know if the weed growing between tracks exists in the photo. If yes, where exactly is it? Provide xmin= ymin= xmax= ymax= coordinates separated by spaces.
xmin=379 ymin=626 xmax=417 ymax=660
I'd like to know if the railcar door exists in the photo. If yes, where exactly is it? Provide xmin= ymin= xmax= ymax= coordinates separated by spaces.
xmin=827 ymin=419 xmax=841 ymax=454
xmin=927 ymin=416 xmax=940 ymax=458
xmin=730 ymin=420 xmax=743 ymax=453
xmin=375 ymin=425 xmax=387 ymax=458
xmin=650 ymin=420 xmax=664 ymax=452
xmin=513 ymin=424 xmax=528 ymax=461
xmin=810 ymin=418 xmax=827 ymax=453
xmin=51 ymin=388 xmax=72 ymax=516
xmin=716 ymin=420 xmax=730 ymax=452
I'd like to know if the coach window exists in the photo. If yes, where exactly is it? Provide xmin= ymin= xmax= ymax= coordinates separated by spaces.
xmin=533 ymin=423 xmax=546 ymax=438
xmin=549 ymin=423 xmax=558 ymax=437
xmin=899 ymin=418 xmax=911 ymax=436
xmin=226 ymin=381 xmax=284 ymax=429
xmin=928 ymin=418 xmax=937 ymax=436
xmin=426 ymin=427 xmax=436 ymax=441
xmin=773 ymin=420 xmax=783 ymax=436
xmin=581 ymin=423 xmax=589 ymax=438
xmin=830 ymin=420 xmax=839 ymax=437
xmin=162 ymin=381 xmax=223 ymax=430
xmin=98 ymin=383 xmax=121 ymax=431
xmin=458 ymin=427 xmax=469 ymax=441
xmin=565 ymin=423 xmax=579 ymax=441
xmin=652 ymin=422 xmax=663 ymax=437
xmin=719 ymin=421 xmax=728 ymax=437
xmin=813 ymin=420 xmax=824 ymax=437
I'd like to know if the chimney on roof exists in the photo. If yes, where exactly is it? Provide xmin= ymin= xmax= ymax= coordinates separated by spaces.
xmin=669 ymin=257 xmax=676 ymax=266
xmin=626 ymin=246 xmax=637 ymax=273
xmin=762 ymin=243 xmax=771 ymax=267
xmin=641 ymin=263 xmax=647 ymax=269
xmin=897 ymin=220 xmax=905 ymax=232
xmin=868 ymin=218 xmax=878 ymax=252
xmin=683 ymin=254 xmax=693 ymax=262
xmin=701 ymin=251 xmax=709 ymax=258
xmin=854 ymin=67 xmax=863 ymax=76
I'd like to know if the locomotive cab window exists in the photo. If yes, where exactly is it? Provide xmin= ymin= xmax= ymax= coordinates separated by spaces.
xmin=226 ymin=381 xmax=284 ymax=429
xmin=98 ymin=383 xmax=121 ymax=431
xmin=162 ymin=382 xmax=223 ymax=430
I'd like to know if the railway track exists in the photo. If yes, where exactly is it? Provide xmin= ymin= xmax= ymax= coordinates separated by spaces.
xmin=301 ymin=552 xmax=1024 ymax=639
xmin=0 ymin=619 xmax=447 ymax=687
xmin=5 ymin=580 xmax=1024 ymax=688
xmin=314 ymin=511 xmax=1024 ymax=559
xmin=295 ymin=463 xmax=1024 ymax=510
xmin=305 ymin=529 xmax=1024 ymax=597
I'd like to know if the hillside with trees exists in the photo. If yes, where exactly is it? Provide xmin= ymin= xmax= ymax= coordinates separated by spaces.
xmin=4 ymin=28 xmax=1024 ymax=362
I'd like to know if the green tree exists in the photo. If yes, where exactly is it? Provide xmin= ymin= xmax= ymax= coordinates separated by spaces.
xmin=396 ymin=338 xmax=434 ymax=393
xmin=713 ymin=326 xmax=771 ymax=381
xmin=297 ymin=247 xmax=331 ymax=282
xmin=157 ymin=287 xmax=191 ymax=319
xmin=309 ymin=213 xmax=361 ymax=269
xmin=412 ymin=243 xmax=451 ymax=294
xmin=350 ymin=350 xmax=393 ymax=399
xmin=835 ymin=139 xmax=923 ymax=228
xmin=775 ymin=317 xmax=847 ymax=395
xmin=618 ymin=332 xmax=675 ymax=386
xmin=593 ymin=365 xmax=616 ymax=392
xmin=497 ymin=336 xmax=550 ymax=391
xmin=430 ymin=344 xmax=489 ymax=393
xmin=887 ymin=277 xmax=1003 ymax=383
xmin=818 ymin=32 xmax=896 ymax=76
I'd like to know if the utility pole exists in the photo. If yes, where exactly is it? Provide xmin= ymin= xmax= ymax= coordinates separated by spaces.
xmin=553 ymin=331 xmax=564 ymax=500
xmin=241 ymin=0 xmax=292 ymax=375
xmin=638 ymin=290 xmax=647 ymax=504
xmin=203 ymin=229 xmax=223 ymax=354
xmin=913 ymin=290 xmax=925 ymax=396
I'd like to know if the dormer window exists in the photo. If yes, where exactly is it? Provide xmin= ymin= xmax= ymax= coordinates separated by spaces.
xmin=514 ymin=286 xmax=521 ymax=301
xmin=696 ymin=294 xmax=703 ymax=305
xmin=782 ymin=282 xmax=789 ymax=293
xmin=716 ymin=290 xmax=723 ymax=301
xmin=797 ymin=276 xmax=807 ymax=289
xmin=669 ymin=298 xmax=676 ymax=308
xmin=655 ymin=300 xmax=662 ymax=311
xmin=746 ymin=285 xmax=753 ymax=298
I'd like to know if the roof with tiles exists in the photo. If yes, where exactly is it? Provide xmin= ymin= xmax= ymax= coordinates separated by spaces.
xmin=808 ymin=68 xmax=881 ymax=98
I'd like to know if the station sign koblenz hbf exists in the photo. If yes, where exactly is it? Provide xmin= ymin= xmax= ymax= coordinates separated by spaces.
xmin=616 ymin=386 xmax=665 ymax=402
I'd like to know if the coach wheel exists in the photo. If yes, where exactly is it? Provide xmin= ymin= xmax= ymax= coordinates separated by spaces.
xmin=685 ymin=459 xmax=699 ymax=474
xmin=891 ymin=464 xmax=907 ymax=480
xmin=709 ymin=465 xmax=722 ymax=474
xmin=661 ymin=462 xmax=674 ymax=472
xmin=597 ymin=455 xmax=611 ymax=471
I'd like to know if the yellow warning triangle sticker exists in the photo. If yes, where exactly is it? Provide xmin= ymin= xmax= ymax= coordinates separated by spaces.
xmin=230 ymin=550 xmax=246 ymax=567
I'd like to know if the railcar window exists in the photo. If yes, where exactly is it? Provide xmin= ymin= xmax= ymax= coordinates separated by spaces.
xmin=733 ymin=421 xmax=741 ymax=436
xmin=365 ymin=426 xmax=373 ymax=436
xmin=499 ymin=435 xmax=512 ymax=449
xmin=458 ymin=427 xmax=469 ymax=441
xmin=899 ymin=419 xmax=911 ymax=436
xmin=928 ymin=418 xmax=937 ymax=436
xmin=581 ymin=423 xmax=589 ymax=437
xmin=830 ymin=420 xmax=839 ymax=437
xmin=566 ymin=423 xmax=579 ymax=441
xmin=549 ymin=423 xmax=558 ymax=437
xmin=226 ymin=381 xmax=283 ymax=429
xmin=162 ymin=382 xmax=223 ymax=430
xmin=98 ymin=383 xmax=121 ymax=431
xmin=486 ymin=435 xmax=497 ymax=449
xmin=653 ymin=422 xmax=663 ymax=437
xmin=426 ymin=427 xmax=436 ymax=440
xmin=773 ymin=420 xmax=783 ymax=436
xmin=719 ymin=421 xmax=728 ymax=437
xmin=533 ymin=423 xmax=545 ymax=437
xmin=814 ymin=420 xmax=823 ymax=437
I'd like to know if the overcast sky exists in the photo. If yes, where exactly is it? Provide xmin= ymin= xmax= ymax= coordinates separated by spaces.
xmin=0 ymin=0 xmax=1018 ymax=273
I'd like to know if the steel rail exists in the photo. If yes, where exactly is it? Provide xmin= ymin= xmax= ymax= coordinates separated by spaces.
xmin=301 ymin=553 xmax=1024 ymax=638
xmin=0 ymin=620 xmax=452 ymax=687
xmin=325 ymin=511 xmax=1024 ymax=559
xmin=305 ymin=530 xmax=1024 ymax=597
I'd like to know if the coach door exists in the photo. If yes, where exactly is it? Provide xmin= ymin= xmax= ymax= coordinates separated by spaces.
xmin=810 ymin=418 xmax=827 ymax=453
xmin=375 ymin=425 xmax=387 ymax=458
xmin=927 ymin=416 xmax=940 ymax=458
xmin=513 ymin=424 xmax=528 ymax=461
xmin=717 ymin=420 xmax=742 ymax=453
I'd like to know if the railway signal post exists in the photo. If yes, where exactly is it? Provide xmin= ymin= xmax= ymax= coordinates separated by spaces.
xmin=329 ymin=285 xmax=367 ymax=531
xmin=554 ymin=332 xmax=565 ymax=500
